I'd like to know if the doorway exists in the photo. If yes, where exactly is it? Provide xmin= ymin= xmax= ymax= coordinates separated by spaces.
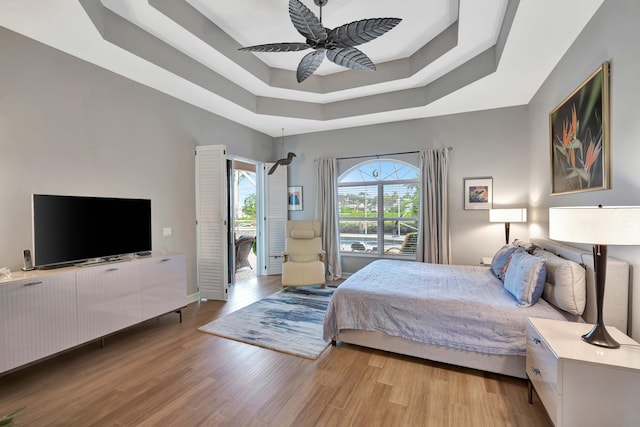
xmin=229 ymin=160 xmax=258 ymax=283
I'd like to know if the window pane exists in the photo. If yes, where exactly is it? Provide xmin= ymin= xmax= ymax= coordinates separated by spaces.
xmin=339 ymin=221 xmax=378 ymax=253
xmin=338 ymin=158 xmax=420 ymax=258
xmin=383 ymin=222 xmax=418 ymax=255
xmin=340 ymin=159 xmax=419 ymax=183
xmin=382 ymin=183 xmax=420 ymax=219
xmin=338 ymin=185 xmax=377 ymax=219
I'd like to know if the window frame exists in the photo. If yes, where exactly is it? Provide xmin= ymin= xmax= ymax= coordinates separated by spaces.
xmin=337 ymin=159 xmax=420 ymax=259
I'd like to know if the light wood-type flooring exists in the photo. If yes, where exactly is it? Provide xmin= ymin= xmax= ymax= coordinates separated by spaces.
xmin=0 ymin=275 xmax=552 ymax=426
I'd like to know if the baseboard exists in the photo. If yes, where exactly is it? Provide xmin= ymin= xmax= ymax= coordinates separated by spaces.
xmin=186 ymin=292 xmax=200 ymax=304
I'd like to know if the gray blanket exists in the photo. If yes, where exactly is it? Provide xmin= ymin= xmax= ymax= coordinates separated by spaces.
xmin=323 ymin=260 xmax=574 ymax=356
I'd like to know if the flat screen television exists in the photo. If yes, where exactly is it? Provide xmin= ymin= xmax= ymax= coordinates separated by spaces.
xmin=32 ymin=194 xmax=152 ymax=268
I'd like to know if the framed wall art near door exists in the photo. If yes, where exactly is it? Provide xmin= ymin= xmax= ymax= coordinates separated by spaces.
xmin=288 ymin=186 xmax=303 ymax=211
xmin=463 ymin=177 xmax=492 ymax=210
xmin=549 ymin=61 xmax=610 ymax=195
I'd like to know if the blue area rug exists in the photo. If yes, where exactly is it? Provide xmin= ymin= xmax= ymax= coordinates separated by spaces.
xmin=198 ymin=287 xmax=335 ymax=359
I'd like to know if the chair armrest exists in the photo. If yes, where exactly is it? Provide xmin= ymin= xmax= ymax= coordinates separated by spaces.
xmin=319 ymin=251 xmax=325 ymax=262
xmin=283 ymin=252 xmax=289 ymax=262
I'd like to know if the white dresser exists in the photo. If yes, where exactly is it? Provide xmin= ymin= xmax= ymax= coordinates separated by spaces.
xmin=527 ymin=317 xmax=640 ymax=426
xmin=0 ymin=253 xmax=186 ymax=374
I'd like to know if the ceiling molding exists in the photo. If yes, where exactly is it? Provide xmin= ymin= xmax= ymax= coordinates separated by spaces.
xmin=80 ymin=0 xmax=514 ymax=120
xmin=148 ymin=0 xmax=461 ymax=94
xmin=0 ymin=0 xmax=605 ymax=137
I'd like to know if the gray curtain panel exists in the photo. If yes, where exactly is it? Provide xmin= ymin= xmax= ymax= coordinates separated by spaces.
xmin=316 ymin=158 xmax=343 ymax=280
xmin=417 ymin=148 xmax=450 ymax=264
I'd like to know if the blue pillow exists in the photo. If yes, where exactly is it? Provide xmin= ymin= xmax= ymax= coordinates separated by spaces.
xmin=490 ymin=244 xmax=518 ymax=280
xmin=503 ymin=250 xmax=547 ymax=306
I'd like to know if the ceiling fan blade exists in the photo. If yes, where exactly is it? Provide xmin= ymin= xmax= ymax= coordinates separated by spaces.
xmin=289 ymin=0 xmax=327 ymax=43
xmin=238 ymin=42 xmax=311 ymax=52
xmin=297 ymin=49 xmax=326 ymax=83
xmin=326 ymin=47 xmax=375 ymax=71
xmin=328 ymin=18 xmax=402 ymax=48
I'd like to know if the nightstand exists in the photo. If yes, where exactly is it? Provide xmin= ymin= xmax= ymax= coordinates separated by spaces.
xmin=526 ymin=317 xmax=640 ymax=426
xmin=480 ymin=256 xmax=493 ymax=266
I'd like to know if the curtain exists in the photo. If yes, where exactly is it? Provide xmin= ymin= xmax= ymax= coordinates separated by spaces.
xmin=417 ymin=148 xmax=450 ymax=264
xmin=316 ymin=158 xmax=342 ymax=280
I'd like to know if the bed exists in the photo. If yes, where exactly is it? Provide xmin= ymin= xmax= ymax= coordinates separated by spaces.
xmin=323 ymin=238 xmax=629 ymax=378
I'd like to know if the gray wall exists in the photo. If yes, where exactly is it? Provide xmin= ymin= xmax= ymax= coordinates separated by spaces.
xmin=0 ymin=28 xmax=273 ymax=295
xmin=283 ymin=106 xmax=531 ymax=272
xmin=527 ymin=0 xmax=640 ymax=338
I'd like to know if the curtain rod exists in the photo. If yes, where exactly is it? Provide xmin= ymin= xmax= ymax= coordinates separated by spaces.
xmin=336 ymin=147 xmax=452 ymax=161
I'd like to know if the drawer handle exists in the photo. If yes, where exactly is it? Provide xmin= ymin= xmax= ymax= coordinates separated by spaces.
xmin=106 ymin=268 xmax=119 ymax=272
xmin=530 ymin=336 xmax=542 ymax=345
xmin=530 ymin=367 xmax=542 ymax=376
xmin=23 ymin=281 xmax=43 ymax=287
xmin=160 ymin=258 xmax=171 ymax=263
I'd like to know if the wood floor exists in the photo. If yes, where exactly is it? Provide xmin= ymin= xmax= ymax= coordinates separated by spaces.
xmin=0 ymin=276 xmax=552 ymax=427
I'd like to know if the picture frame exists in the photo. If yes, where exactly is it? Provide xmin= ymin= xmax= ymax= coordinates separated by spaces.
xmin=287 ymin=186 xmax=303 ymax=211
xmin=463 ymin=177 xmax=493 ymax=210
xmin=549 ymin=61 xmax=610 ymax=195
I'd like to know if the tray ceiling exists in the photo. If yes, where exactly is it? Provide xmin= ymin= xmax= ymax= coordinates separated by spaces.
xmin=0 ymin=0 xmax=604 ymax=136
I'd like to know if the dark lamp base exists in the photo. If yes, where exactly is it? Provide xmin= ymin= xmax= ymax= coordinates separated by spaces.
xmin=581 ymin=323 xmax=620 ymax=349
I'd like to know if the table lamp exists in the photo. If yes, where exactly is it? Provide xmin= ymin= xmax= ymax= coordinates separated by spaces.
xmin=549 ymin=205 xmax=640 ymax=348
xmin=489 ymin=208 xmax=527 ymax=244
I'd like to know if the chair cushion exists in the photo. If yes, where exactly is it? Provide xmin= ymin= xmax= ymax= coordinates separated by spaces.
xmin=282 ymin=260 xmax=325 ymax=286
xmin=291 ymin=229 xmax=315 ymax=239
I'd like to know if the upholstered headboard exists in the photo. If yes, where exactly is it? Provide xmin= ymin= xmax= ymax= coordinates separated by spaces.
xmin=532 ymin=238 xmax=630 ymax=333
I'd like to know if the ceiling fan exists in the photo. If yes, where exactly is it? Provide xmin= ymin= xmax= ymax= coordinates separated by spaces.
xmin=239 ymin=0 xmax=402 ymax=83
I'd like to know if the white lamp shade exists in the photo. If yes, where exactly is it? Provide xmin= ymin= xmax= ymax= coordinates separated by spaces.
xmin=549 ymin=206 xmax=640 ymax=245
xmin=489 ymin=208 xmax=527 ymax=223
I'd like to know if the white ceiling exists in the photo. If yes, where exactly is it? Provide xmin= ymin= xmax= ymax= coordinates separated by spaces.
xmin=0 ymin=0 xmax=604 ymax=137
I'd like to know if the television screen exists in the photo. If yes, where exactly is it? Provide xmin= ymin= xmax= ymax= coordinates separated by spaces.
xmin=32 ymin=194 xmax=151 ymax=268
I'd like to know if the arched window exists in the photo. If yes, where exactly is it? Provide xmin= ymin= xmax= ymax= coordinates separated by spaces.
xmin=338 ymin=159 xmax=420 ymax=258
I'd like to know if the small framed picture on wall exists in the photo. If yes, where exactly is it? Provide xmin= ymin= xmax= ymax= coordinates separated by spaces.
xmin=288 ymin=186 xmax=303 ymax=211
xmin=463 ymin=177 xmax=493 ymax=210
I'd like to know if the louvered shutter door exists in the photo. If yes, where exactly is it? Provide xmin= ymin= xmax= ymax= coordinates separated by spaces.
xmin=195 ymin=145 xmax=228 ymax=300
xmin=265 ymin=163 xmax=287 ymax=275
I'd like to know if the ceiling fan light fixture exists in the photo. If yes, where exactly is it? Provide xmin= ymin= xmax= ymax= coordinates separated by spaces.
xmin=239 ymin=0 xmax=402 ymax=83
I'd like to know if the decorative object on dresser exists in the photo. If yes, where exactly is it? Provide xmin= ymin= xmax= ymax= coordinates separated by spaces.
xmin=549 ymin=205 xmax=640 ymax=348
xmin=489 ymin=208 xmax=527 ymax=244
xmin=527 ymin=317 xmax=640 ymax=426
xmin=549 ymin=61 xmax=610 ymax=195
xmin=199 ymin=286 xmax=334 ymax=359
xmin=463 ymin=177 xmax=492 ymax=210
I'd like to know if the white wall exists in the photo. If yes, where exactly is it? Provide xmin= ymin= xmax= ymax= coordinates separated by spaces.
xmin=0 ymin=28 xmax=274 ymax=295
xmin=282 ymin=106 xmax=531 ymax=272
xmin=528 ymin=0 xmax=640 ymax=338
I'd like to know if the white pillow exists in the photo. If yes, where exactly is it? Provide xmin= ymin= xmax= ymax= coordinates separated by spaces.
xmin=532 ymin=248 xmax=586 ymax=315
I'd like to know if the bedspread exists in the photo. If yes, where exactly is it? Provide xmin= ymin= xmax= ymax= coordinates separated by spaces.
xmin=323 ymin=260 xmax=574 ymax=356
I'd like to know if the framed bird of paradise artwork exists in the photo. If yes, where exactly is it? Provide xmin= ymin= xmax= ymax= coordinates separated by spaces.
xmin=550 ymin=61 xmax=610 ymax=195
xmin=463 ymin=177 xmax=493 ymax=210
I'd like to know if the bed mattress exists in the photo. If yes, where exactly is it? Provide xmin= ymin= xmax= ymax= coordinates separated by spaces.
xmin=323 ymin=259 xmax=575 ymax=356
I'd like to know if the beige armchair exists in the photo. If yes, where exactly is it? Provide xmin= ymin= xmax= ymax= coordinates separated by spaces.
xmin=281 ymin=220 xmax=326 ymax=288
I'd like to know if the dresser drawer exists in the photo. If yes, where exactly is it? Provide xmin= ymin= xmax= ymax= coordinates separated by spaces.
xmin=527 ymin=322 xmax=558 ymax=425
